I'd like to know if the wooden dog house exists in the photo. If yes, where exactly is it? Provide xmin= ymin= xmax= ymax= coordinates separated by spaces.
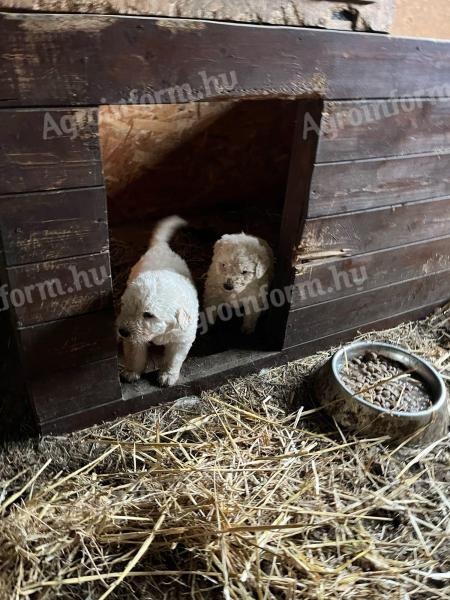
xmin=0 ymin=11 xmax=449 ymax=434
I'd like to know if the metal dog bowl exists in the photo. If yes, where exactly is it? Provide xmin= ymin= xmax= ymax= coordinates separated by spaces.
xmin=314 ymin=341 xmax=449 ymax=447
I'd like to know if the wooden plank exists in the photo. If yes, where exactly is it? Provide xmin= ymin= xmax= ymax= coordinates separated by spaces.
xmin=318 ymin=99 xmax=450 ymax=162
xmin=32 ymin=356 xmax=122 ymax=424
xmin=1 ymin=14 xmax=450 ymax=107
xmin=17 ymin=310 xmax=117 ymax=376
xmin=0 ymin=1 xmax=396 ymax=33
xmin=308 ymin=152 xmax=450 ymax=217
xmin=0 ymin=108 xmax=101 ymax=194
xmin=292 ymin=236 xmax=450 ymax=310
xmin=6 ymin=252 xmax=112 ymax=327
xmin=0 ymin=187 xmax=109 ymax=266
xmin=271 ymin=100 xmax=323 ymax=349
xmin=0 ymin=294 xmax=36 ymax=439
xmin=298 ymin=196 xmax=450 ymax=257
xmin=39 ymin=300 xmax=441 ymax=434
xmin=284 ymin=270 xmax=450 ymax=348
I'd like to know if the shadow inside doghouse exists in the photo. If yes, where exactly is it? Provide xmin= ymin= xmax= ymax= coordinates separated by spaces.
xmin=103 ymin=98 xmax=298 ymax=228
xmin=105 ymin=98 xmax=299 ymax=358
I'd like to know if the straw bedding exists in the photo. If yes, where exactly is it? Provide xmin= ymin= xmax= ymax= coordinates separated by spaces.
xmin=0 ymin=308 xmax=449 ymax=599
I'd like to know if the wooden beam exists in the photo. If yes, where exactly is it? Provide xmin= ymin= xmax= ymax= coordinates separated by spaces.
xmin=318 ymin=98 xmax=450 ymax=162
xmin=17 ymin=310 xmax=117 ymax=376
xmin=0 ymin=1 xmax=396 ymax=33
xmin=1 ymin=13 xmax=449 ymax=107
xmin=308 ymin=151 xmax=450 ymax=217
xmin=292 ymin=236 xmax=450 ymax=309
xmin=32 ymin=356 xmax=122 ymax=425
xmin=270 ymin=100 xmax=323 ymax=349
xmin=299 ymin=196 xmax=450 ymax=256
xmin=0 ymin=187 xmax=109 ymax=266
xmin=0 ymin=108 xmax=101 ymax=193
xmin=6 ymin=252 xmax=112 ymax=326
xmin=285 ymin=270 xmax=450 ymax=347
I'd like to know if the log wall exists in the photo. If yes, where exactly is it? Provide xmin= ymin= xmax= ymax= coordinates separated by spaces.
xmin=0 ymin=104 xmax=122 ymax=430
xmin=285 ymin=98 xmax=450 ymax=349
xmin=0 ymin=12 xmax=449 ymax=433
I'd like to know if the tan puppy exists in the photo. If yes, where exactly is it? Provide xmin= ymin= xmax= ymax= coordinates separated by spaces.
xmin=204 ymin=233 xmax=274 ymax=334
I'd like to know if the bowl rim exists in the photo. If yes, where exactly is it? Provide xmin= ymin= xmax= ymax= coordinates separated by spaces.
xmin=331 ymin=341 xmax=447 ymax=418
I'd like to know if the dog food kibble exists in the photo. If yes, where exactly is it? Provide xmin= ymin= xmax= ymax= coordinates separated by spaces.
xmin=340 ymin=352 xmax=432 ymax=412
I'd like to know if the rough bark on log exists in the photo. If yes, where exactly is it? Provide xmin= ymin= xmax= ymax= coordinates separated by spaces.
xmin=0 ymin=1 xmax=395 ymax=33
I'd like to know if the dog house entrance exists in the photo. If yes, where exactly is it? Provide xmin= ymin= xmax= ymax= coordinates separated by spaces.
xmin=100 ymin=98 xmax=300 ymax=389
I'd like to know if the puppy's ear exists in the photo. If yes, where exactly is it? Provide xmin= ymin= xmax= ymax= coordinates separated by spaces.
xmin=255 ymin=260 xmax=268 ymax=279
xmin=176 ymin=307 xmax=191 ymax=330
xmin=213 ymin=238 xmax=226 ymax=256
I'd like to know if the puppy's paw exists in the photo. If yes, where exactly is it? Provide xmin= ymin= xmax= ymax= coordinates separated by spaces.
xmin=121 ymin=369 xmax=141 ymax=383
xmin=159 ymin=370 xmax=179 ymax=387
xmin=144 ymin=355 xmax=160 ymax=373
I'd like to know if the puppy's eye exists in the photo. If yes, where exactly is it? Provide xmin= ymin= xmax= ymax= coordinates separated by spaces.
xmin=143 ymin=312 xmax=153 ymax=319
xmin=242 ymin=270 xmax=249 ymax=275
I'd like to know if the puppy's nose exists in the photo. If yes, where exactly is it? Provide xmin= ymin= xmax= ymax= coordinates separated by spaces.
xmin=118 ymin=327 xmax=130 ymax=338
xmin=223 ymin=281 xmax=234 ymax=291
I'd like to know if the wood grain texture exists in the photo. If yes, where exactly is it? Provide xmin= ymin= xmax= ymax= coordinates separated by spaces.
xmin=284 ymin=270 xmax=450 ymax=348
xmin=18 ymin=309 xmax=117 ymax=376
xmin=1 ymin=13 xmax=450 ymax=108
xmin=39 ymin=301 xmax=442 ymax=434
xmin=270 ymin=100 xmax=322 ymax=349
xmin=308 ymin=152 xmax=450 ymax=217
xmin=102 ymin=99 xmax=297 ymax=225
xmin=298 ymin=196 xmax=450 ymax=256
xmin=0 ymin=0 xmax=395 ymax=33
xmin=318 ymin=99 xmax=450 ymax=162
xmin=0 ymin=109 xmax=101 ymax=193
xmin=6 ymin=252 xmax=112 ymax=327
xmin=292 ymin=236 xmax=450 ymax=309
xmin=32 ymin=356 xmax=122 ymax=424
xmin=0 ymin=187 xmax=109 ymax=266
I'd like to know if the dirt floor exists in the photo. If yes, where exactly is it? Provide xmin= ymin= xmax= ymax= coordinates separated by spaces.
xmin=0 ymin=308 xmax=449 ymax=599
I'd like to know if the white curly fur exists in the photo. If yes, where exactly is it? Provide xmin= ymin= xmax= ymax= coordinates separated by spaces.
xmin=204 ymin=233 xmax=274 ymax=334
xmin=117 ymin=216 xmax=199 ymax=387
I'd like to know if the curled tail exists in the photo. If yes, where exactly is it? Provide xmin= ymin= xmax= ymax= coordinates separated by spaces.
xmin=149 ymin=215 xmax=187 ymax=247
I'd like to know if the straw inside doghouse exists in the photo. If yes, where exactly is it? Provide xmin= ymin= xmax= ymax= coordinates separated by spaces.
xmin=0 ymin=307 xmax=449 ymax=599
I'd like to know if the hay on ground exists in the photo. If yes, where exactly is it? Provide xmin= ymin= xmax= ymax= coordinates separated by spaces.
xmin=0 ymin=307 xmax=449 ymax=599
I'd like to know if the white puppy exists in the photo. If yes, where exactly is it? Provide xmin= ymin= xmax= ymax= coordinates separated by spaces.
xmin=204 ymin=233 xmax=274 ymax=334
xmin=117 ymin=216 xmax=198 ymax=386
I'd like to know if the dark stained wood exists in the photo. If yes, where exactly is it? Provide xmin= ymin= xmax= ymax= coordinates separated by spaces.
xmin=1 ymin=13 xmax=450 ymax=108
xmin=298 ymin=196 xmax=450 ymax=257
xmin=0 ymin=290 xmax=36 ymax=440
xmin=32 ymin=356 xmax=122 ymax=425
xmin=6 ymin=252 xmax=112 ymax=327
xmin=284 ymin=270 xmax=450 ymax=348
xmin=39 ymin=301 xmax=442 ymax=434
xmin=0 ymin=108 xmax=101 ymax=194
xmin=308 ymin=152 xmax=450 ymax=217
xmin=270 ymin=100 xmax=323 ymax=349
xmin=17 ymin=310 xmax=117 ymax=376
xmin=0 ymin=187 xmax=109 ymax=266
xmin=292 ymin=236 xmax=450 ymax=310
xmin=317 ymin=98 xmax=450 ymax=162
xmin=2 ymin=12 xmax=450 ymax=436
